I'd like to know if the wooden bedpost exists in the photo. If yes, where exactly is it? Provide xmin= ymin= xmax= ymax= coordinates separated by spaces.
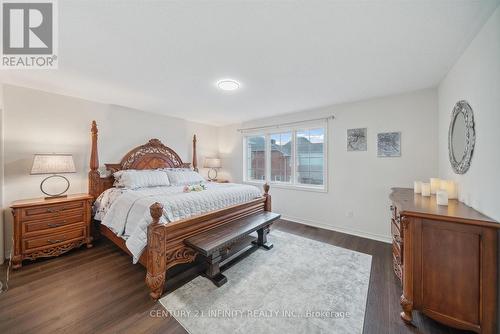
xmin=192 ymin=134 xmax=198 ymax=172
xmin=145 ymin=202 xmax=167 ymax=300
xmin=89 ymin=120 xmax=100 ymax=200
xmin=263 ymin=183 xmax=271 ymax=211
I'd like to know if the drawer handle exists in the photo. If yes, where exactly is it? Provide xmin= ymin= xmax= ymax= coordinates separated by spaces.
xmin=47 ymin=221 xmax=66 ymax=228
xmin=47 ymin=236 xmax=65 ymax=244
xmin=47 ymin=208 xmax=62 ymax=213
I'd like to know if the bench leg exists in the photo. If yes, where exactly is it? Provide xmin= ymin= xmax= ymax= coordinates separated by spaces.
xmin=253 ymin=226 xmax=273 ymax=250
xmin=206 ymin=253 xmax=227 ymax=287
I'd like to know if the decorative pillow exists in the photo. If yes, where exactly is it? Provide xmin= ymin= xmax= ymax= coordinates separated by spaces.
xmin=165 ymin=169 xmax=205 ymax=186
xmin=113 ymin=169 xmax=170 ymax=189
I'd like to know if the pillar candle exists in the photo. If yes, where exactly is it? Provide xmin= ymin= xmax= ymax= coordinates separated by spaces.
xmin=441 ymin=180 xmax=458 ymax=199
xmin=436 ymin=190 xmax=449 ymax=206
xmin=430 ymin=178 xmax=441 ymax=195
xmin=421 ymin=183 xmax=431 ymax=197
xmin=414 ymin=181 xmax=422 ymax=194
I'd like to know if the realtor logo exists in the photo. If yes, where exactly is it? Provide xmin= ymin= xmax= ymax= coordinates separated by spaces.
xmin=1 ymin=0 xmax=58 ymax=68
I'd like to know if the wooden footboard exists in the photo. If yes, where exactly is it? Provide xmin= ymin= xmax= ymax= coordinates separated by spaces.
xmin=145 ymin=185 xmax=271 ymax=299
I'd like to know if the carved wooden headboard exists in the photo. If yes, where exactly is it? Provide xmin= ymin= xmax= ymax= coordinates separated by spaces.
xmin=88 ymin=120 xmax=198 ymax=200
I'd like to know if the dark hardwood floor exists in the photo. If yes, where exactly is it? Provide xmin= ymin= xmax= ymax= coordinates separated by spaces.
xmin=0 ymin=220 xmax=472 ymax=334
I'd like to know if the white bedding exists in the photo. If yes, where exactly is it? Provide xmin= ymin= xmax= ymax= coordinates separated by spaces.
xmin=94 ymin=183 xmax=262 ymax=263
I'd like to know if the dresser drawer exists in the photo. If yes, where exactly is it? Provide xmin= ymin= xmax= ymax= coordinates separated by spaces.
xmin=23 ymin=227 xmax=86 ymax=251
xmin=21 ymin=201 xmax=85 ymax=221
xmin=23 ymin=214 xmax=84 ymax=235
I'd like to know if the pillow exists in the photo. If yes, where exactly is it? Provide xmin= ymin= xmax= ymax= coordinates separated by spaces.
xmin=113 ymin=169 xmax=170 ymax=189
xmin=165 ymin=169 xmax=205 ymax=186
xmin=161 ymin=167 xmax=192 ymax=172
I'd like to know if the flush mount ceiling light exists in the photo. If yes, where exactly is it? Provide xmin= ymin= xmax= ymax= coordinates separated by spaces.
xmin=217 ymin=79 xmax=240 ymax=91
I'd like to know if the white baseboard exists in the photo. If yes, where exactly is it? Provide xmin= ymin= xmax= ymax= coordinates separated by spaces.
xmin=280 ymin=215 xmax=392 ymax=244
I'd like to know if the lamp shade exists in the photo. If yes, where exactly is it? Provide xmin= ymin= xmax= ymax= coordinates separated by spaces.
xmin=30 ymin=154 xmax=76 ymax=175
xmin=203 ymin=158 xmax=221 ymax=169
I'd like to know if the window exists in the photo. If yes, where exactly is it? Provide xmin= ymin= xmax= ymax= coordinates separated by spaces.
xmin=296 ymin=128 xmax=324 ymax=186
xmin=243 ymin=125 xmax=327 ymax=190
xmin=246 ymin=135 xmax=266 ymax=181
xmin=270 ymin=132 xmax=292 ymax=183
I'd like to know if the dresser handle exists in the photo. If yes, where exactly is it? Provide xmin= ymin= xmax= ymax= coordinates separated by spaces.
xmin=47 ymin=221 xmax=66 ymax=228
xmin=47 ymin=208 xmax=62 ymax=213
xmin=47 ymin=236 xmax=65 ymax=244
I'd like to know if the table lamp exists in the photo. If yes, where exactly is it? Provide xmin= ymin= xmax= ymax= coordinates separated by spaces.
xmin=203 ymin=158 xmax=221 ymax=181
xmin=30 ymin=154 xmax=76 ymax=199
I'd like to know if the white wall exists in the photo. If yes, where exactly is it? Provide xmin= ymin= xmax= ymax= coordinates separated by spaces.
xmin=2 ymin=85 xmax=219 ymax=256
xmin=218 ymin=88 xmax=439 ymax=242
xmin=438 ymin=7 xmax=500 ymax=222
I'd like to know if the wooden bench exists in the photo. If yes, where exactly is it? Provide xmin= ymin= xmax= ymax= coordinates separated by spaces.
xmin=185 ymin=211 xmax=280 ymax=287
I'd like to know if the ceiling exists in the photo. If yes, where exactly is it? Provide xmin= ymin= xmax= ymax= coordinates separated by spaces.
xmin=1 ymin=0 xmax=498 ymax=126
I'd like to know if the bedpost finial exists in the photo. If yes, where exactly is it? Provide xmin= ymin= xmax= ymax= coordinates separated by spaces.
xmin=192 ymin=134 xmax=198 ymax=172
xmin=263 ymin=183 xmax=270 ymax=194
xmin=150 ymin=202 xmax=164 ymax=222
xmin=91 ymin=120 xmax=98 ymax=134
xmin=263 ymin=183 xmax=271 ymax=211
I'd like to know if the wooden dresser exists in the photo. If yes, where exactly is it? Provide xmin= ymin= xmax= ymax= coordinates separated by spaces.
xmin=389 ymin=188 xmax=499 ymax=333
xmin=11 ymin=194 xmax=93 ymax=269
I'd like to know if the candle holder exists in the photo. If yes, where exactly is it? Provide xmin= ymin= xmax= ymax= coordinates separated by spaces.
xmin=414 ymin=181 xmax=422 ymax=194
xmin=436 ymin=190 xmax=449 ymax=206
xmin=421 ymin=183 xmax=431 ymax=197
xmin=430 ymin=178 xmax=441 ymax=195
xmin=441 ymin=180 xmax=458 ymax=200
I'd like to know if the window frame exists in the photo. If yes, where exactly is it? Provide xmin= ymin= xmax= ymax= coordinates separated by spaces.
xmin=242 ymin=122 xmax=328 ymax=192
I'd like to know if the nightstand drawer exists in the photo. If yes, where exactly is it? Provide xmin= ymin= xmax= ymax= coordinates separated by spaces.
xmin=24 ymin=227 xmax=86 ymax=251
xmin=22 ymin=201 xmax=84 ymax=220
xmin=23 ymin=215 xmax=83 ymax=235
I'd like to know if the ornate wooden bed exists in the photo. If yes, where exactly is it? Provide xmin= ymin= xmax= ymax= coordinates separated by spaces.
xmin=88 ymin=121 xmax=272 ymax=299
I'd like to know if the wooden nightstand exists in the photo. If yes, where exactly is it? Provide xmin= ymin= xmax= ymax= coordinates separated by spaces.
xmin=10 ymin=194 xmax=93 ymax=269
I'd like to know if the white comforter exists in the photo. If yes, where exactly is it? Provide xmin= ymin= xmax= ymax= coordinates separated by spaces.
xmin=94 ymin=183 xmax=262 ymax=263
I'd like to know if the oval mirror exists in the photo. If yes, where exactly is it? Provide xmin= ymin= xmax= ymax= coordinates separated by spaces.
xmin=448 ymin=101 xmax=475 ymax=174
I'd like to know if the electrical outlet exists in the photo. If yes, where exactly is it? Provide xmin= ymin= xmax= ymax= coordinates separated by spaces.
xmin=346 ymin=211 xmax=354 ymax=218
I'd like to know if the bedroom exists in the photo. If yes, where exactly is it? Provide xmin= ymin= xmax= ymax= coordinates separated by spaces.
xmin=0 ymin=1 xmax=499 ymax=333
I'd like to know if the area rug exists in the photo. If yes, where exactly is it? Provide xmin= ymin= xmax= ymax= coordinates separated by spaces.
xmin=159 ymin=230 xmax=372 ymax=334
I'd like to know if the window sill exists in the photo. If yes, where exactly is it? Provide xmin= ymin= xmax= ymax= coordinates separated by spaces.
xmin=243 ymin=180 xmax=327 ymax=193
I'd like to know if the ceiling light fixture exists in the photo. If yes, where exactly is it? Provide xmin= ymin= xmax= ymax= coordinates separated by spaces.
xmin=217 ymin=79 xmax=240 ymax=91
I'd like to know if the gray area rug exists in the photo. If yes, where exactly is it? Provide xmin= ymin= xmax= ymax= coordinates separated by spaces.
xmin=160 ymin=230 xmax=372 ymax=334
